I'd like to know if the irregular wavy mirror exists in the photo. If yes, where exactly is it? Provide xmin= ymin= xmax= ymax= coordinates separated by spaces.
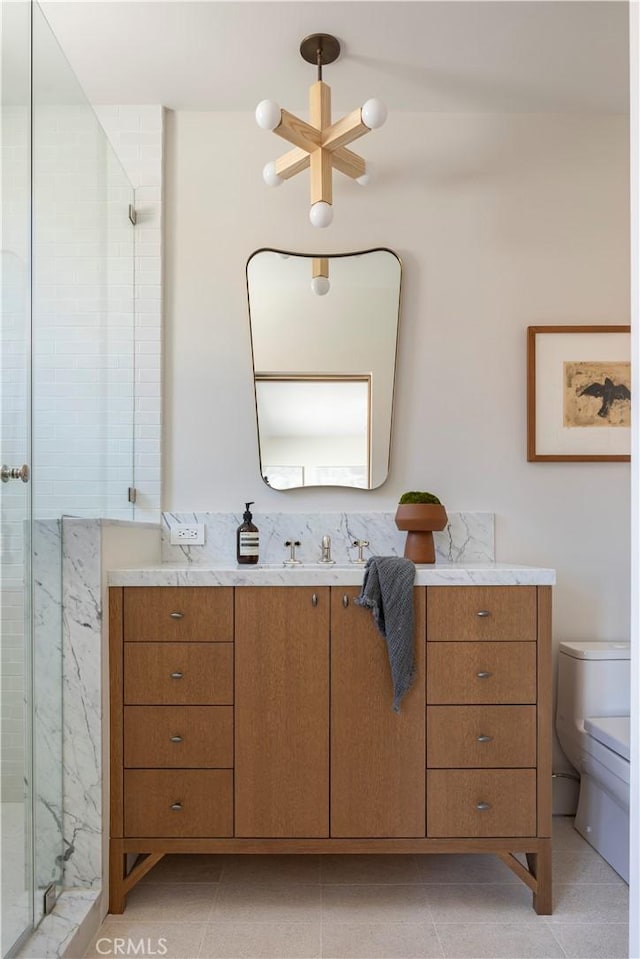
xmin=247 ymin=248 xmax=401 ymax=490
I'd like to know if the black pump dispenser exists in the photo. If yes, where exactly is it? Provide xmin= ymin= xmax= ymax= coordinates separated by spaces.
xmin=237 ymin=502 xmax=259 ymax=565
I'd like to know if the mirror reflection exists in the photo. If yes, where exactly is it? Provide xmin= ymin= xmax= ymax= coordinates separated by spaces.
xmin=247 ymin=248 xmax=401 ymax=490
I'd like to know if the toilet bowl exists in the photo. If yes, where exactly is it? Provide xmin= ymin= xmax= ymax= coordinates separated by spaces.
xmin=556 ymin=641 xmax=630 ymax=882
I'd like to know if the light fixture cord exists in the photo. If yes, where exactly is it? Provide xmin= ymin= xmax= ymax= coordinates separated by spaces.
xmin=317 ymin=46 xmax=323 ymax=82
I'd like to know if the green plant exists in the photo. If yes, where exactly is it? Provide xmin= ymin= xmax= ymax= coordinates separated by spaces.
xmin=398 ymin=491 xmax=442 ymax=505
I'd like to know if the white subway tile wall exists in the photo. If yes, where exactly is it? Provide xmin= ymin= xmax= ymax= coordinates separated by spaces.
xmin=31 ymin=101 xmax=135 ymax=522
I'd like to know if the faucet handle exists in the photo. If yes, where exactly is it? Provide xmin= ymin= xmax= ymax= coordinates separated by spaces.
xmin=352 ymin=540 xmax=370 ymax=564
xmin=284 ymin=540 xmax=302 ymax=565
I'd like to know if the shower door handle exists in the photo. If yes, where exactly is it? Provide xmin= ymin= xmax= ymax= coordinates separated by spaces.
xmin=1 ymin=464 xmax=30 ymax=483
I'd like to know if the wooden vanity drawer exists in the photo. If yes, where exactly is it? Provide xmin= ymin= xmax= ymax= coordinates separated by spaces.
xmin=427 ymin=642 xmax=536 ymax=704
xmin=124 ymin=769 xmax=233 ymax=837
xmin=427 ymin=769 xmax=536 ymax=837
xmin=427 ymin=705 xmax=536 ymax=767
xmin=123 ymin=587 xmax=233 ymax=643
xmin=427 ymin=587 xmax=536 ymax=643
xmin=124 ymin=706 xmax=233 ymax=768
xmin=124 ymin=643 xmax=233 ymax=704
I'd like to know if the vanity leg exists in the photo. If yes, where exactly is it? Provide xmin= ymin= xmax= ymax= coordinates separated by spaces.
xmin=527 ymin=840 xmax=552 ymax=915
xmin=109 ymin=842 xmax=127 ymax=915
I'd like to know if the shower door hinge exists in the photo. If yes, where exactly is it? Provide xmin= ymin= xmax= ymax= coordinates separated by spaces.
xmin=44 ymin=883 xmax=57 ymax=915
xmin=128 ymin=204 xmax=137 ymax=225
xmin=128 ymin=486 xmax=137 ymax=504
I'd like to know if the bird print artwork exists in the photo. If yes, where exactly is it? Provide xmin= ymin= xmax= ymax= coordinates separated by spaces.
xmin=578 ymin=377 xmax=631 ymax=418
xmin=564 ymin=361 xmax=631 ymax=428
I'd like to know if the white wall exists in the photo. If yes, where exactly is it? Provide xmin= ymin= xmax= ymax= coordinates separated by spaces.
xmin=165 ymin=110 xmax=630 ymax=764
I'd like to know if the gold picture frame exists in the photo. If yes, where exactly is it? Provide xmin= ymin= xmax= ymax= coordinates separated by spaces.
xmin=527 ymin=325 xmax=631 ymax=462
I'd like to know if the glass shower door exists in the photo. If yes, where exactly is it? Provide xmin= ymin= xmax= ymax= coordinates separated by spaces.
xmin=2 ymin=3 xmax=137 ymax=949
xmin=1 ymin=0 xmax=34 ymax=954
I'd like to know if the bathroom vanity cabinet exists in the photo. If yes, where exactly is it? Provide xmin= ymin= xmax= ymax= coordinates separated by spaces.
xmin=109 ymin=580 xmax=552 ymax=914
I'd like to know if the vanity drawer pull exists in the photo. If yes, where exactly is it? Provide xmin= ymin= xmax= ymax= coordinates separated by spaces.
xmin=476 ymin=610 xmax=491 ymax=618
xmin=476 ymin=671 xmax=493 ymax=679
xmin=342 ymin=595 xmax=349 ymax=608
xmin=312 ymin=594 xmax=318 ymax=607
xmin=170 ymin=802 xmax=183 ymax=812
xmin=170 ymin=735 xmax=183 ymax=743
xmin=477 ymin=734 xmax=493 ymax=743
xmin=170 ymin=671 xmax=184 ymax=680
xmin=476 ymin=801 xmax=491 ymax=812
xmin=170 ymin=611 xmax=184 ymax=620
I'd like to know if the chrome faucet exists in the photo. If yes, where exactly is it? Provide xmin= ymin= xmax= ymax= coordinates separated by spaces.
xmin=318 ymin=535 xmax=335 ymax=565
xmin=283 ymin=540 xmax=302 ymax=565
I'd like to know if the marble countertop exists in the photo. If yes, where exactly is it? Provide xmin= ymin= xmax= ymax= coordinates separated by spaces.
xmin=108 ymin=562 xmax=555 ymax=587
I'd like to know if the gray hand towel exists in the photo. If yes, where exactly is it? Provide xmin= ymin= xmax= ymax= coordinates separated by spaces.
xmin=354 ymin=555 xmax=416 ymax=712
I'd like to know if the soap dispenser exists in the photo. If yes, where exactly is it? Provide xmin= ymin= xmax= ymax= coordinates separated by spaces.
xmin=237 ymin=502 xmax=259 ymax=565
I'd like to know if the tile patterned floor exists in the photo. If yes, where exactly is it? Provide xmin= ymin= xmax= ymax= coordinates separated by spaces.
xmin=84 ymin=818 xmax=629 ymax=959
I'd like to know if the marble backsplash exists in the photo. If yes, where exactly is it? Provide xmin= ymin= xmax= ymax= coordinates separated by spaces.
xmin=162 ymin=511 xmax=495 ymax=566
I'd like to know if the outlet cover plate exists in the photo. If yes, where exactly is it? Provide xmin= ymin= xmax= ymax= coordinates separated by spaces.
xmin=170 ymin=524 xmax=206 ymax=546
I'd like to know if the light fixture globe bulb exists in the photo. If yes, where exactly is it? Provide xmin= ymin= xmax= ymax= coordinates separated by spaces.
xmin=311 ymin=276 xmax=330 ymax=296
xmin=255 ymin=99 xmax=281 ymax=131
xmin=309 ymin=201 xmax=333 ymax=228
xmin=361 ymin=98 xmax=387 ymax=130
xmin=263 ymin=161 xmax=283 ymax=187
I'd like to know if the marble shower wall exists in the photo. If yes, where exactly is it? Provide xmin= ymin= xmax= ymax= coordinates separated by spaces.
xmin=33 ymin=519 xmax=64 ymax=898
xmin=162 ymin=511 xmax=495 ymax=566
xmin=61 ymin=518 xmax=103 ymax=890
xmin=11 ymin=517 xmax=104 ymax=916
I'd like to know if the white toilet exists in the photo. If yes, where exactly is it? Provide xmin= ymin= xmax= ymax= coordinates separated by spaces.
xmin=556 ymin=640 xmax=630 ymax=882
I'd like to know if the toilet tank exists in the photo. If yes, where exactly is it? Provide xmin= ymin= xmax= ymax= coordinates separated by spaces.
xmin=556 ymin=641 xmax=630 ymax=769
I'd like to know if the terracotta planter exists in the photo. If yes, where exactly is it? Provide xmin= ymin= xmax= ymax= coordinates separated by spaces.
xmin=394 ymin=503 xmax=448 ymax=564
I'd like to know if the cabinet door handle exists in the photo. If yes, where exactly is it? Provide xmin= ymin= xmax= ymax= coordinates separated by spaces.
xmin=477 ymin=734 xmax=493 ymax=743
xmin=476 ymin=671 xmax=492 ymax=679
xmin=170 ymin=671 xmax=183 ymax=680
xmin=476 ymin=610 xmax=491 ymax=618
xmin=170 ymin=611 xmax=184 ymax=619
xmin=170 ymin=735 xmax=183 ymax=743
xmin=476 ymin=801 xmax=491 ymax=812
xmin=170 ymin=802 xmax=183 ymax=812
xmin=342 ymin=595 xmax=349 ymax=608
xmin=311 ymin=594 xmax=318 ymax=607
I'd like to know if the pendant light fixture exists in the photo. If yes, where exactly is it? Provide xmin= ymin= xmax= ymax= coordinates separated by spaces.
xmin=256 ymin=33 xmax=387 ymax=228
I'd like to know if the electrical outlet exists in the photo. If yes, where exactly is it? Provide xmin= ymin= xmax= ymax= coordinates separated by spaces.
xmin=170 ymin=524 xmax=205 ymax=546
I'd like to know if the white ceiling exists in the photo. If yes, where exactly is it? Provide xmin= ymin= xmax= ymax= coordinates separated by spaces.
xmin=39 ymin=0 xmax=629 ymax=114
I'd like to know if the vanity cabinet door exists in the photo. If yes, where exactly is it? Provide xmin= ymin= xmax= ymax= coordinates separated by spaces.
xmin=330 ymin=587 xmax=426 ymax=838
xmin=235 ymin=587 xmax=330 ymax=837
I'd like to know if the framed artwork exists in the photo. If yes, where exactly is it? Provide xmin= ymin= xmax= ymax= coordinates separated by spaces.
xmin=527 ymin=325 xmax=631 ymax=462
